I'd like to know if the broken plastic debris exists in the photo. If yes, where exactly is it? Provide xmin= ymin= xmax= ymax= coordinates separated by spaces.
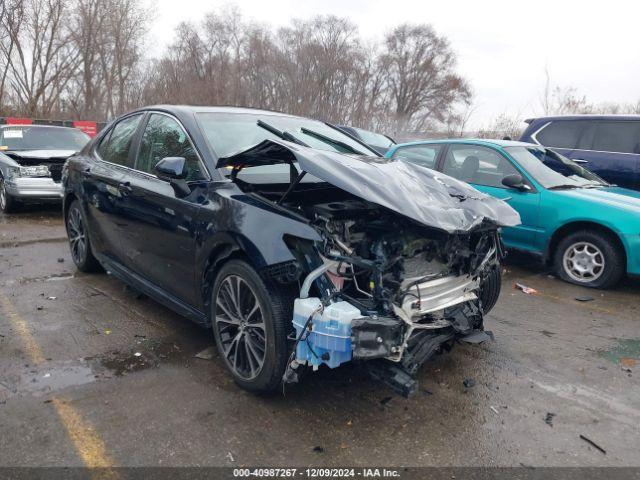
xmin=490 ymin=406 xmax=500 ymax=415
xmin=104 ymin=330 xmax=111 ymax=335
xmin=134 ymin=352 xmax=142 ymax=357
xmin=194 ymin=346 xmax=216 ymax=360
xmin=46 ymin=296 xmax=57 ymax=300
xmin=57 ymin=258 xmax=64 ymax=263
xmin=43 ymin=373 xmax=51 ymax=378
xmin=544 ymin=412 xmax=556 ymax=427
xmin=514 ymin=283 xmax=538 ymax=295
xmin=463 ymin=378 xmax=476 ymax=388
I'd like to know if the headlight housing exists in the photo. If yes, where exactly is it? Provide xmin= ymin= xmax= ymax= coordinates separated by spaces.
xmin=6 ymin=165 xmax=51 ymax=178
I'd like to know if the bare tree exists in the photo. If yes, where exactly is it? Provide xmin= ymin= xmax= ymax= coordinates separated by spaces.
xmin=0 ymin=0 xmax=80 ymax=116
xmin=377 ymin=24 xmax=471 ymax=134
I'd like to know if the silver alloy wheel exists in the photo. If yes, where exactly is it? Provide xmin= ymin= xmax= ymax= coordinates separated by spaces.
xmin=215 ymin=275 xmax=266 ymax=380
xmin=67 ymin=206 xmax=87 ymax=265
xmin=562 ymin=241 xmax=605 ymax=283
xmin=0 ymin=178 xmax=6 ymax=210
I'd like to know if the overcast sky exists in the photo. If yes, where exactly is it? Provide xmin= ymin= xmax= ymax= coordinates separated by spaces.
xmin=148 ymin=0 xmax=640 ymax=129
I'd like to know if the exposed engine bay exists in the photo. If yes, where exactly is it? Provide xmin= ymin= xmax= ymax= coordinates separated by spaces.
xmin=221 ymin=139 xmax=518 ymax=395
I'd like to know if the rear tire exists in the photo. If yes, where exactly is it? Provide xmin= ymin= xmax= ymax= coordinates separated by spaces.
xmin=211 ymin=260 xmax=294 ymax=393
xmin=0 ymin=176 xmax=19 ymax=213
xmin=479 ymin=265 xmax=501 ymax=314
xmin=65 ymin=200 xmax=102 ymax=272
xmin=553 ymin=230 xmax=624 ymax=289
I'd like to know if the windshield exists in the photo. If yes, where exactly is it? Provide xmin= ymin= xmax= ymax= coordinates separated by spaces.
xmin=196 ymin=112 xmax=377 ymax=158
xmin=0 ymin=126 xmax=90 ymax=151
xmin=352 ymin=127 xmax=395 ymax=149
xmin=504 ymin=146 xmax=607 ymax=189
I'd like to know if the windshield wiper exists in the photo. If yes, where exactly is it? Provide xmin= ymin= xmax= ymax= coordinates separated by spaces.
xmin=257 ymin=120 xmax=309 ymax=147
xmin=300 ymin=127 xmax=365 ymax=155
xmin=548 ymin=184 xmax=582 ymax=190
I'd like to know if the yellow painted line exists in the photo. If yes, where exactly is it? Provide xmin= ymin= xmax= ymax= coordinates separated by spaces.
xmin=0 ymin=292 xmax=117 ymax=472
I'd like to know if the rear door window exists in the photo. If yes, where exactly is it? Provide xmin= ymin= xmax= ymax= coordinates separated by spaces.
xmin=590 ymin=121 xmax=640 ymax=154
xmin=391 ymin=144 xmax=441 ymax=169
xmin=536 ymin=121 xmax=583 ymax=149
xmin=97 ymin=114 xmax=142 ymax=166
xmin=442 ymin=145 xmax=519 ymax=188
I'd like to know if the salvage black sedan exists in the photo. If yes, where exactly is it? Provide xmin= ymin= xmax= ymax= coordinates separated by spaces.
xmin=62 ymin=106 xmax=519 ymax=395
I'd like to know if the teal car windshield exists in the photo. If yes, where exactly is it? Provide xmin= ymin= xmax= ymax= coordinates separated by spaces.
xmin=505 ymin=146 xmax=607 ymax=189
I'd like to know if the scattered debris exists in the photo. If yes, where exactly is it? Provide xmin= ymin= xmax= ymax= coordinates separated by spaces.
xmin=133 ymin=352 xmax=142 ymax=357
xmin=575 ymin=296 xmax=594 ymax=302
xmin=36 ymin=306 xmax=43 ymax=311
xmin=514 ymin=283 xmax=538 ymax=295
xmin=540 ymin=330 xmax=555 ymax=338
xmin=104 ymin=330 xmax=111 ymax=335
xmin=312 ymin=446 xmax=324 ymax=453
xmin=579 ymin=434 xmax=606 ymax=454
xmin=226 ymin=451 xmax=235 ymax=462
xmin=46 ymin=296 xmax=57 ymax=300
xmin=544 ymin=412 xmax=556 ymax=427
xmin=380 ymin=396 xmax=393 ymax=406
xmin=194 ymin=346 xmax=216 ymax=360
xmin=490 ymin=405 xmax=500 ymax=415
xmin=43 ymin=373 xmax=51 ymax=378
xmin=463 ymin=378 xmax=476 ymax=388
xmin=346 ymin=420 xmax=352 ymax=426
xmin=57 ymin=258 xmax=65 ymax=263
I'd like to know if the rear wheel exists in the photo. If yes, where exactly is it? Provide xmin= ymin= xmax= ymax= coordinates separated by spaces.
xmin=479 ymin=265 xmax=501 ymax=314
xmin=553 ymin=230 xmax=624 ymax=289
xmin=211 ymin=260 xmax=293 ymax=393
xmin=66 ymin=200 xmax=102 ymax=272
xmin=0 ymin=176 xmax=19 ymax=213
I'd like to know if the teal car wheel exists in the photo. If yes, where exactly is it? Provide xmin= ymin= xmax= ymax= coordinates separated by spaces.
xmin=554 ymin=230 xmax=625 ymax=289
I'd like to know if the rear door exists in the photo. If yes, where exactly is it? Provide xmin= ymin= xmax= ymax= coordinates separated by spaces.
xmin=440 ymin=144 xmax=542 ymax=252
xmin=116 ymin=112 xmax=208 ymax=306
xmin=84 ymin=113 xmax=144 ymax=263
xmin=571 ymin=120 xmax=640 ymax=190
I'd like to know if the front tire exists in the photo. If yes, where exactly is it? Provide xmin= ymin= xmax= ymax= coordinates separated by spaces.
xmin=479 ymin=265 xmax=502 ymax=314
xmin=553 ymin=230 xmax=624 ymax=289
xmin=65 ymin=200 xmax=102 ymax=272
xmin=211 ymin=260 xmax=294 ymax=393
xmin=0 ymin=176 xmax=19 ymax=213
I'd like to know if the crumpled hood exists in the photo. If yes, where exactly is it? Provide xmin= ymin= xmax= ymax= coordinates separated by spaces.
xmin=219 ymin=140 xmax=521 ymax=233
xmin=5 ymin=149 xmax=76 ymax=161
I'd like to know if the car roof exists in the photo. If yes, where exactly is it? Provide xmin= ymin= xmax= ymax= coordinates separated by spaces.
xmin=133 ymin=105 xmax=301 ymax=118
xmin=525 ymin=114 xmax=640 ymax=123
xmin=393 ymin=138 xmax=534 ymax=149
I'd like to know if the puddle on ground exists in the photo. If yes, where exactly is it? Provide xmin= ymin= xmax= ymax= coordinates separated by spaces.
xmin=88 ymin=338 xmax=189 ymax=376
xmin=1 ymin=361 xmax=97 ymax=400
xmin=598 ymin=338 xmax=640 ymax=367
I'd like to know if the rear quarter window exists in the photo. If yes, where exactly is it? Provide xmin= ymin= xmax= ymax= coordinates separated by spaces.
xmin=536 ymin=121 xmax=583 ymax=149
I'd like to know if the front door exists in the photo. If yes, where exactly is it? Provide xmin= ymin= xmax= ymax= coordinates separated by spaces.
xmin=440 ymin=144 xmax=542 ymax=253
xmin=116 ymin=112 xmax=209 ymax=306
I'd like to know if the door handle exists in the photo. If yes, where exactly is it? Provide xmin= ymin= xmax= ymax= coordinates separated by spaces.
xmin=573 ymin=159 xmax=588 ymax=164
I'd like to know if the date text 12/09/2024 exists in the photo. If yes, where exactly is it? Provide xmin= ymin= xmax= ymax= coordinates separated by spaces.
xmin=233 ymin=468 xmax=401 ymax=478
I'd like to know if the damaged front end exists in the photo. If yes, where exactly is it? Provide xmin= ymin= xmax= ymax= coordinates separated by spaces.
xmin=220 ymin=139 xmax=519 ymax=395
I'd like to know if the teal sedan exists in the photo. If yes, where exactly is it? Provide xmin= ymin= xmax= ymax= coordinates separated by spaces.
xmin=386 ymin=139 xmax=640 ymax=288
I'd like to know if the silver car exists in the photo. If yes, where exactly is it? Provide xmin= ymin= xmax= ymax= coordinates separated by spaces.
xmin=0 ymin=125 xmax=90 ymax=212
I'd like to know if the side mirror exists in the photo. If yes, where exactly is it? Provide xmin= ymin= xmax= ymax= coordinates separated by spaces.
xmin=154 ymin=157 xmax=191 ymax=197
xmin=154 ymin=157 xmax=187 ymax=179
xmin=502 ymin=174 xmax=531 ymax=191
